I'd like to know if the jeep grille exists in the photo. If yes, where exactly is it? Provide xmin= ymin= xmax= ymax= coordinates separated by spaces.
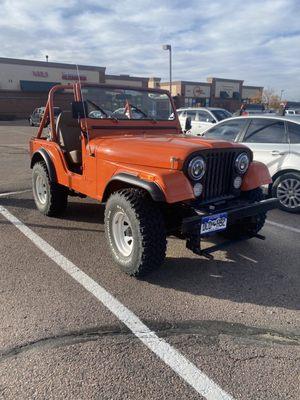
xmin=202 ymin=150 xmax=239 ymax=202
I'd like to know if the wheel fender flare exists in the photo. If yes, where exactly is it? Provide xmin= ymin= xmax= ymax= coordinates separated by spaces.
xmin=241 ymin=161 xmax=272 ymax=191
xmin=103 ymin=173 xmax=166 ymax=202
xmin=30 ymin=148 xmax=57 ymax=182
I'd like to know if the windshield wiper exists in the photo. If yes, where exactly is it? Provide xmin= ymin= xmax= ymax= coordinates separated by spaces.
xmin=86 ymin=99 xmax=108 ymax=118
xmin=129 ymin=104 xmax=157 ymax=122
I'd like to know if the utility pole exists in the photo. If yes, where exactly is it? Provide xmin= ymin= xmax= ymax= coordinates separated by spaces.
xmin=162 ymin=44 xmax=172 ymax=95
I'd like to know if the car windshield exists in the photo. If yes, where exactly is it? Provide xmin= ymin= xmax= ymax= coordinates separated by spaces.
xmin=211 ymin=109 xmax=232 ymax=121
xmin=81 ymin=86 xmax=175 ymax=121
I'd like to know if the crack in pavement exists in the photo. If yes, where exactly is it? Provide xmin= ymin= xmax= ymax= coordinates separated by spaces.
xmin=1 ymin=320 xmax=299 ymax=362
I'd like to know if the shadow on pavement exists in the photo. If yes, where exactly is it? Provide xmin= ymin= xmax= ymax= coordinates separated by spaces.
xmin=145 ymin=249 xmax=299 ymax=311
xmin=0 ymin=197 xmax=105 ymax=224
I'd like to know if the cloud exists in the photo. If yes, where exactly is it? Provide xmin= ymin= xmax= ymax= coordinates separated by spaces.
xmin=0 ymin=0 xmax=299 ymax=100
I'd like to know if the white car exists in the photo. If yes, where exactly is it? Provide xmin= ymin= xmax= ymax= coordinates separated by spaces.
xmin=203 ymin=115 xmax=300 ymax=213
xmin=177 ymin=107 xmax=232 ymax=136
xmin=285 ymin=109 xmax=300 ymax=115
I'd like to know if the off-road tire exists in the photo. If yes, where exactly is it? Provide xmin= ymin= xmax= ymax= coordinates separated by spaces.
xmin=32 ymin=161 xmax=68 ymax=216
xmin=222 ymin=187 xmax=266 ymax=239
xmin=105 ymin=188 xmax=167 ymax=277
xmin=272 ymin=172 xmax=300 ymax=213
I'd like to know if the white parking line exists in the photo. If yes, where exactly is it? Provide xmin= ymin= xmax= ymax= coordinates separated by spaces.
xmin=0 ymin=205 xmax=234 ymax=400
xmin=266 ymin=220 xmax=300 ymax=234
xmin=0 ymin=189 xmax=31 ymax=197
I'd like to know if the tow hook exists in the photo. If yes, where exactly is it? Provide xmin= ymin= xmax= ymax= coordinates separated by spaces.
xmin=186 ymin=234 xmax=214 ymax=260
xmin=186 ymin=232 xmax=266 ymax=260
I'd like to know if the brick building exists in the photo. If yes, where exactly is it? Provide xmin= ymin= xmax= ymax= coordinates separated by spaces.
xmin=0 ymin=57 xmax=151 ymax=119
xmin=0 ymin=57 xmax=263 ymax=118
xmin=157 ymin=77 xmax=263 ymax=112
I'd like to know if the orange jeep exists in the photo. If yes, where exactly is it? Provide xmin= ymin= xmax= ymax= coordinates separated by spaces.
xmin=29 ymin=83 xmax=278 ymax=276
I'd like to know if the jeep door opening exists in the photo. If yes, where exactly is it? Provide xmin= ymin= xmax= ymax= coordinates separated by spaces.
xmin=30 ymin=82 xmax=278 ymax=276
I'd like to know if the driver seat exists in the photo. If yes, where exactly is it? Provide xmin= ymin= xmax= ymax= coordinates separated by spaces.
xmin=56 ymin=111 xmax=82 ymax=165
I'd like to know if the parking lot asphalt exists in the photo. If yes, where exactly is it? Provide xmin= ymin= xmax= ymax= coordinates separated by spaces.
xmin=0 ymin=123 xmax=299 ymax=400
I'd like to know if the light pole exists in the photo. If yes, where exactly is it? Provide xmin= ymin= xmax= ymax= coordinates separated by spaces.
xmin=280 ymin=89 xmax=284 ymax=101
xmin=162 ymin=44 xmax=172 ymax=95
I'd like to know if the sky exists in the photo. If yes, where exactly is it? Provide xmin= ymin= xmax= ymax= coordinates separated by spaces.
xmin=0 ymin=0 xmax=300 ymax=100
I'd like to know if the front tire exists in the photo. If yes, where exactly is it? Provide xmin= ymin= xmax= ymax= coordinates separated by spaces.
xmin=105 ymin=188 xmax=167 ymax=277
xmin=222 ymin=187 xmax=266 ymax=239
xmin=272 ymin=172 xmax=300 ymax=213
xmin=32 ymin=161 xmax=68 ymax=216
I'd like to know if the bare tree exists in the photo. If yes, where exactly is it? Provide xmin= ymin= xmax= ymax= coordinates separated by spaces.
xmin=262 ymin=88 xmax=282 ymax=109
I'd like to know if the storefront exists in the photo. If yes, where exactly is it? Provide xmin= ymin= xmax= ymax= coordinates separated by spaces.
xmin=159 ymin=77 xmax=263 ymax=112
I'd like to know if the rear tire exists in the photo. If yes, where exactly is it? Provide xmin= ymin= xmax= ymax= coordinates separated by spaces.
xmin=272 ymin=172 xmax=300 ymax=213
xmin=222 ymin=187 xmax=266 ymax=239
xmin=105 ymin=188 xmax=167 ymax=277
xmin=32 ymin=161 xmax=68 ymax=216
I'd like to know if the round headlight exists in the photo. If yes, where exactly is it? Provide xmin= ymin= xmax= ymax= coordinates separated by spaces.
xmin=235 ymin=153 xmax=249 ymax=174
xmin=188 ymin=156 xmax=206 ymax=180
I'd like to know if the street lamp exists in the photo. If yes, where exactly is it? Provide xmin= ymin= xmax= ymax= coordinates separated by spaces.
xmin=162 ymin=44 xmax=172 ymax=95
xmin=280 ymin=89 xmax=284 ymax=101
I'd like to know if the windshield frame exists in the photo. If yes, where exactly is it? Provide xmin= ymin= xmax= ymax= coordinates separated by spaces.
xmin=78 ymin=83 xmax=176 ymax=122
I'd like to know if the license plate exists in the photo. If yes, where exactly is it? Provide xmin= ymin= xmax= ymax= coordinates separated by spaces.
xmin=200 ymin=212 xmax=228 ymax=234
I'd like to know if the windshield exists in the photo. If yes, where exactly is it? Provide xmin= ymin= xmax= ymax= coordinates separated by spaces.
xmin=81 ymin=86 xmax=175 ymax=121
xmin=211 ymin=109 xmax=232 ymax=121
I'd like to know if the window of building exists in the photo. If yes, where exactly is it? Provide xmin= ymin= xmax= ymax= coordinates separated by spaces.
xmin=244 ymin=119 xmax=286 ymax=143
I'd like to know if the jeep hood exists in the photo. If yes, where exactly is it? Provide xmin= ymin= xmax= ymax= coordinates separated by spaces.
xmin=90 ymin=134 xmax=248 ymax=169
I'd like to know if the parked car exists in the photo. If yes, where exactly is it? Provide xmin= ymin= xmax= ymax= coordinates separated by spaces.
xmin=30 ymin=83 xmax=277 ymax=277
xmin=203 ymin=115 xmax=300 ymax=213
xmin=177 ymin=107 xmax=232 ymax=136
xmin=285 ymin=109 xmax=300 ymax=116
xmin=29 ymin=106 xmax=61 ymax=126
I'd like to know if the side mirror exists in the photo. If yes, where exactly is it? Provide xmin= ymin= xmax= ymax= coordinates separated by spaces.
xmin=184 ymin=116 xmax=192 ymax=131
xmin=72 ymin=101 xmax=88 ymax=118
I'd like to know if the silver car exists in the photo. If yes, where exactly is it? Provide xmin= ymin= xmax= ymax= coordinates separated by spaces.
xmin=203 ymin=115 xmax=300 ymax=213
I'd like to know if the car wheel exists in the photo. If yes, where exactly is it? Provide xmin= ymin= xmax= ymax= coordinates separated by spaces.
xmin=32 ymin=161 xmax=68 ymax=216
xmin=221 ymin=187 xmax=266 ymax=239
xmin=105 ymin=188 xmax=167 ymax=276
xmin=272 ymin=172 xmax=300 ymax=213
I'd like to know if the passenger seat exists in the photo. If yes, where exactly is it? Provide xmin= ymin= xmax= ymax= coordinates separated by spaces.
xmin=56 ymin=111 xmax=82 ymax=165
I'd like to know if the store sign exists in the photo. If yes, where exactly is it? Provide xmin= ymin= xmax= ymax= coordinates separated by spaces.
xmin=185 ymin=84 xmax=210 ymax=98
xmin=32 ymin=71 xmax=48 ymax=78
xmin=193 ymin=86 xmax=205 ymax=96
xmin=62 ymin=73 xmax=87 ymax=81
xmin=215 ymin=81 xmax=240 ymax=98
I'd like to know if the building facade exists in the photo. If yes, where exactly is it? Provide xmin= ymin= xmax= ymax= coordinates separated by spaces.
xmin=0 ymin=57 xmax=151 ymax=119
xmin=0 ymin=57 xmax=263 ymax=118
xmin=160 ymin=77 xmax=263 ymax=112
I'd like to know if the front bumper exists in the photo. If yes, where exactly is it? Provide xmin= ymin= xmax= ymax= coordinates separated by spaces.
xmin=182 ymin=198 xmax=279 ymax=236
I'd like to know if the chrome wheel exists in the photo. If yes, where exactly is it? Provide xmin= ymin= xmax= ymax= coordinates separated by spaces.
xmin=277 ymin=178 xmax=300 ymax=209
xmin=112 ymin=210 xmax=133 ymax=257
xmin=35 ymin=174 xmax=47 ymax=205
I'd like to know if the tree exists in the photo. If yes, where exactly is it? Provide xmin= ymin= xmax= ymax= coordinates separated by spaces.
xmin=262 ymin=88 xmax=282 ymax=109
